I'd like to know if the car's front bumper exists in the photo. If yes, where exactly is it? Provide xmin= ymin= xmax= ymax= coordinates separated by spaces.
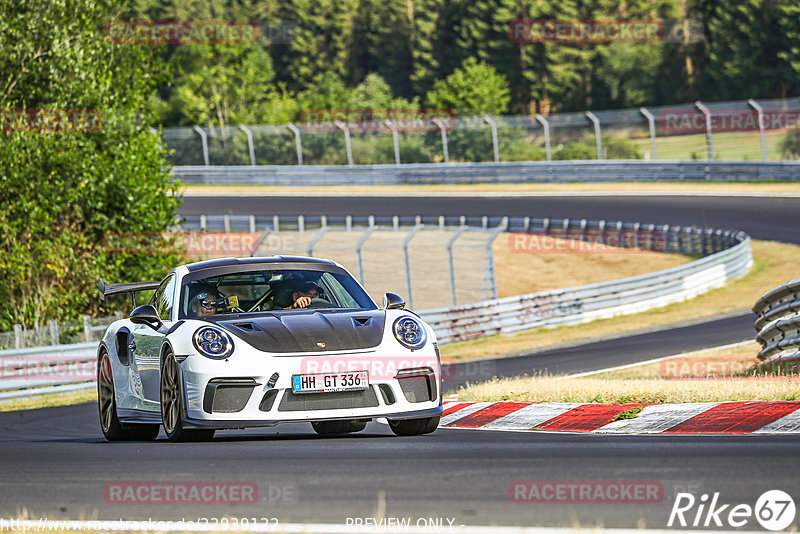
xmin=177 ymin=346 xmax=442 ymax=430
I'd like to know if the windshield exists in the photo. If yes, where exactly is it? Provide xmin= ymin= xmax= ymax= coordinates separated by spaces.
xmin=179 ymin=268 xmax=376 ymax=319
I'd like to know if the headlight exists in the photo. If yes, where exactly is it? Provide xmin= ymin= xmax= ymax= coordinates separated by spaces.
xmin=393 ymin=316 xmax=427 ymax=350
xmin=192 ymin=326 xmax=234 ymax=359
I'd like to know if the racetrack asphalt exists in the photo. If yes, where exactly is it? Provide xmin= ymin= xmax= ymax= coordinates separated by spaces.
xmin=2 ymin=402 xmax=799 ymax=529
xmin=1 ymin=193 xmax=795 ymax=529
xmin=180 ymin=194 xmax=800 ymax=244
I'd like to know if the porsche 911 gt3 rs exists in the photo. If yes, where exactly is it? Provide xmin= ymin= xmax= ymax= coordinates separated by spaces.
xmin=97 ymin=256 xmax=442 ymax=442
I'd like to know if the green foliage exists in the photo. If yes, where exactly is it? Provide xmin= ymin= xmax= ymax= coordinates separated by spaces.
xmin=0 ymin=0 xmax=183 ymax=329
xmin=425 ymin=58 xmax=511 ymax=115
xmin=780 ymin=131 xmax=800 ymax=160
xmin=553 ymin=135 xmax=643 ymax=160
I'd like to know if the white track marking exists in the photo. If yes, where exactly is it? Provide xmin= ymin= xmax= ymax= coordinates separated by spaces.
xmin=754 ymin=406 xmax=800 ymax=433
xmin=182 ymin=191 xmax=800 ymax=198
xmin=439 ymin=402 xmax=493 ymax=425
xmin=561 ymin=341 xmax=753 ymax=379
xmin=481 ymin=403 xmax=581 ymax=430
xmin=0 ymin=519 xmax=768 ymax=533
xmin=593 ymin=403 xmax=721 ymax=434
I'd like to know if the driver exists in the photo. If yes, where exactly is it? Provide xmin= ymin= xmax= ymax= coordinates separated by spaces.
xmin=189 ymin=288 xmax=222 ymax=317
xmin=285 ymin=281 xmax=323 ymax=309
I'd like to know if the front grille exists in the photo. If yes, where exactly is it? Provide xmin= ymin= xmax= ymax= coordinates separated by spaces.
xmin=277 ymin=387 xmax=379 ymax=412
xmin=209 ymin=385 xmax=254 ymax=413
xmin=398 ymin=376 xmax=434 ymax=403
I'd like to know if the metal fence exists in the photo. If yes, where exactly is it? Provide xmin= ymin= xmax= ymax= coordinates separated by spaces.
xmin=162 ymin=97 xmax=800 ymax=166
xmin=419 ymin=226 xmax=751 ymax=343
xmin=753 ymin=280 xmax=800 ymax=362
xmin=0 ymin=314 xmax=122 ymax=351
xmin=173 ymin=160 xmax=800 ymax=186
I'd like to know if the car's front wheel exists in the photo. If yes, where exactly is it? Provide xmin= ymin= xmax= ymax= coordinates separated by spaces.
xmin=388 ymin=416 xmax=440 ymax=436
xmin=311 ymin=419 xmax=369 ymax=435
xmin=98 ymin=350 xmax=159 ymax=441
xmin=160 ymin=351 xmax=215 ymax=442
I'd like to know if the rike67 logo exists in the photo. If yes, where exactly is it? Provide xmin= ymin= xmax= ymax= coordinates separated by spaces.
xmin=669 ymin=490 xmax=795 ymax=531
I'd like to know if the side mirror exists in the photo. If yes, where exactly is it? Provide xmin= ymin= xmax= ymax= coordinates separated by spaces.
xmin=383 ymin=292 xmax=405 ymax=310
xmin=130 ymin=304 xmax=163 ymax=330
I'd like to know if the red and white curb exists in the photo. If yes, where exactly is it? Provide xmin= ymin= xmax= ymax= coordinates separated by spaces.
xmin=440 ymin=400 xmax=800 ymax=434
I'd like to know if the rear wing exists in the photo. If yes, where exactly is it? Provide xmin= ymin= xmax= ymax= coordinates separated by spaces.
xmin=98 ymin=277 xmax=160 ymax=306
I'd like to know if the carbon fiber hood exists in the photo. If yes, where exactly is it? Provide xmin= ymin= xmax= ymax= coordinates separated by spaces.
xmin=213 ymin=310 xmax=386 ymax=353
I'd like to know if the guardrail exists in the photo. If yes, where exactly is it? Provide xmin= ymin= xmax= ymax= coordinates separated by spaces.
xmin=0 ymin=342 xmax=98 ymax=400
xmin=0 ymin=216 xmax=752 ymax=400
xmin=173 ymin=161 xmax=800 ymax=186
xmin=753 ymin=280 xmax=800 ymax=362
xmin=418 ymin=223 xmax=751 ymax=343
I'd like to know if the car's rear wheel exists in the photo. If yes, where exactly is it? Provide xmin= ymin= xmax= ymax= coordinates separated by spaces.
xmin=311 ymin=419 xmax=369 ymax=435
xmin=98 ymin=350 xmax=159 ymax=441
xmin=388 ymin=416 xmax=440 ymax=436
xmin=161 ymin=351 xmax=215 ymax=442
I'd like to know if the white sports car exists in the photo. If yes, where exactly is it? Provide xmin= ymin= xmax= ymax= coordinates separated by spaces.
xmin=97 ymin=256 xmax=442 ymax=442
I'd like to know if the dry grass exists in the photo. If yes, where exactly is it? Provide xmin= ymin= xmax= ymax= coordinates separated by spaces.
xmin=441 ymin=240 xmax=800 ymax=363
xmin=456 ymin=341 xmax=800 ymax=403
xmin=495 ymin=235 xmax=688 ymax=297
xmin=182 ymin=182 xmax=800 ymax=195
xmin=0 ymin=388 xmax=96 ymax=412
xmin=597 ymin=341 xmax=761 ymax=380
xmin=458 ymin=374 xmax=800 ymax=403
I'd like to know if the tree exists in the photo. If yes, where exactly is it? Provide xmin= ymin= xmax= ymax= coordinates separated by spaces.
xmin=425 ymin=57 xmax=511 ymax=114
xmin=0 ymin=0 xmax=182 ymax=329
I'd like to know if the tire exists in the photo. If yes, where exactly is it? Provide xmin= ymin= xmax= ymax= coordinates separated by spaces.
xmin=160 ymin=351 xmax=215 ymax=442
xmin=97 ymin=350 xmax=159 ymax=442
xmin=388 ymin=416 xmax=440 ymax=436
xmin=311 ymin=419 xmax=369 ymax=435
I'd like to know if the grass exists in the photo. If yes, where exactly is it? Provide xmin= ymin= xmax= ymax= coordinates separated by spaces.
xmin=441 ymin=240 xmax=800 ymax=363
xmin=0 ymin=388 xmax=96 ymax=412
xmin=495 ymin=234 xmax=689 ymax=297
xmin=630 ymin=131 xmax=787 ymax=161
xmin=455 ymin=341 xmax=800 ymax=403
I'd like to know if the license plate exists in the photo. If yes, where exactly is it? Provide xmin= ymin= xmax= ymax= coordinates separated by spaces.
xmin=291 ymin=371 xmax=369 ymax=394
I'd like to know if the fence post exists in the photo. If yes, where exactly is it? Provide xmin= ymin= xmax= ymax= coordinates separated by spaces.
xmin=192 ymin=125 xmax=210 ymax=166
xmin=14 ymin=324 xmax=22 ymax=349
xmin=402 ymin=225 xmax=424 ymax=309
xmin=249 ymin=229 xmax=271 ymax=256
xmin=286 ymin=123 xmax=303 ymax=165
xmin=273 ymin=215 xmax=280 ymax=233
xmin=249 ymin=215 xmax=256 ymax=234
xmin=335 ymin=120 xmax=354 ymax=166
xmin=432 ymin=118 xmax=449 ymax=163
xmin=49 ymin=320 xmax=59 ymax=345
xmin=83 ymin=315 xmax=92 ymax=343
xmin=306 ymin=226 xmax=329 ymax=257
xmin=585 ymin=111 xmax=603 ymax=160
xmin=384 ymin=120 xmax=401 ymax=165
xmin=298 ymin=215 xmax=305 ymax=233
xmin=482 ymin=218 xmax=508 ymax=300
xmin=355 ymin=226 xmax=376 ymax=283
xmin=447 ymin=226 xmax=468 ymax=306
xmin=535 ymin=113 xmax=552 ymax=161
xmin=483 ymin=115 xmax=500 ymax=163
xmin=238 ymin=125 xmax=256 ymax=165
xmin=639 ymin=107 xmax=657 ymax=160
xmin=747 ymin=99 xmax=768 ymax=161
xmin=694 ymin=101 xmax=714 ymax=161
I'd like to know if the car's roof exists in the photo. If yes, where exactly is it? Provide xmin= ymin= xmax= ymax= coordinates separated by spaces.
xmin=184 ymin=255 xmax=337 ymax=273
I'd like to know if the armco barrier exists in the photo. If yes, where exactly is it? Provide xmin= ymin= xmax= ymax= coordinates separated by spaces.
xmin=0 ymin=216 xmax=752 ymax=399
xmin=419 ymin=232 xmax=751 ymax=343
xmin=173 ymin=161 xmax=800 ymax=186
xmin=0 ymin=342 xmax=98 ymax=400
xmin=753 ymin=280 xmax=800 ymax=362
